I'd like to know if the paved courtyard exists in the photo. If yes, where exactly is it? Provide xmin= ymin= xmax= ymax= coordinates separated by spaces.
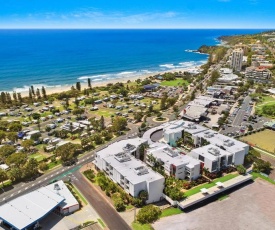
xmin=153 ymin=179 xmax=275 ymax=230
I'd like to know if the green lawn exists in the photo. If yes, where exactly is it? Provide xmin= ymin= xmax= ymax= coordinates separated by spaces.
xmin=184 ymin=174 xmax=238 ymax=197
xmin=160 ymin=78 xmax=189 ymax=87
xmin=160 ymin=207 xmax=183 ymax=218
xmin=131 ymin=222 xmax=153 ymax=230
xmin=251 ymin=172 xmax=275 ymax=185
xmin=28 ymin=152 xmax=46 ymax=162
xmin=255 ymin=96 xmax=275 ymax=117
xmin=47 ymin=159 xmax=62 ymax=170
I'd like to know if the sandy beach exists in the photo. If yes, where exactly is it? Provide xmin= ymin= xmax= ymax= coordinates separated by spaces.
xmin=17 ymin=67 xmax=202 ymax=97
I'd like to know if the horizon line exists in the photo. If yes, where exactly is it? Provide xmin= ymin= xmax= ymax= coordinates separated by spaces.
xmin=0 ymin=28 xmax=274 ymax=30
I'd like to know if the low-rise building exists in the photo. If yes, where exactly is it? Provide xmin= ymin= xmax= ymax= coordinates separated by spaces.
xmin=146 ymin=143 xmax=201 ymax=180
xmin=245 ymin=67 xmax=272 ymax=83
xmin=190 ymin=144 xmax=236 ymax=172
xmin=95 ymin=138 xmax=165 ymax=203
xmin=193 ymin=130 xmax=248 ymax=163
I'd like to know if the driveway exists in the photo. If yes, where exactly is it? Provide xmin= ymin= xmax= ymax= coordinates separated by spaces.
xmin=153 ymin=179 xmax=275 ymax=230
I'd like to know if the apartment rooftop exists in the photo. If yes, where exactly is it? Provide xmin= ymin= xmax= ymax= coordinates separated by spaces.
xmin=104 ymin=152 xmax=163 ymax=184
xmin=195 ymin=130 xmax=248 ymax=153
xmin=148 ymin=143 xmax=200 ymax=168
xmin=96 ymin=138 xmax=148 ymax=159
xmin=191 ymin=144 xmax=233 ymax=161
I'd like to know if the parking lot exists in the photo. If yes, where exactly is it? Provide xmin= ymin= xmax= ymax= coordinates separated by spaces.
xmin=153 ymin=179 xmax=275 ymax=230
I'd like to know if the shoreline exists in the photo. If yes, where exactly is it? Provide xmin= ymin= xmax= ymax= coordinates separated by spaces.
xmin=13 ymin=66 xmax=204 ymax=97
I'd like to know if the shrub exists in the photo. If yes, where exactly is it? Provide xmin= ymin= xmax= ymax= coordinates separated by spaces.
xmin=236 ymin=165 xmax=246 ymax=175
xmin=136 ymin=205 xmax=161 ymax=224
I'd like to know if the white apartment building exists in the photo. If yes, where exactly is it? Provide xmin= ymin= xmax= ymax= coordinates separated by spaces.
xmin=190 ymin=144 xmax=236 ymax=172
xmin=160 ymin=122 xmax=248 ymax=170
xmin=95 ymin=138 xmax=165 ymax=203
xmin=163 ymin=120 xmax=207 ymax=147
xmin=193 ymin=130 xmax=248 ymax=164
xmin=146 ymin=143 xmax=201 ymax=180
xmin=245 ymin=67 xmax=272 ymax=83
xmin=230 ymin=48 xmax=243 ymax=72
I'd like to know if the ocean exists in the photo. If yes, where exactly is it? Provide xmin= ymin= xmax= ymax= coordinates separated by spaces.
xmin=0 ymin=29 xmax=265 ymax=92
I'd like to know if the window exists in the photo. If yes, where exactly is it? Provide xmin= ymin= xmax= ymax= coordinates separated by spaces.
xmin=228 ymin=155 xmax=233 ymax=165
xmin=212 ymin=161 xmax=218 ymax=171
xmin=199 ymin=155 xmax=205 ymax=162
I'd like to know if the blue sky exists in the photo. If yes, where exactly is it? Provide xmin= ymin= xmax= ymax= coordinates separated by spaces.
xmin=0 ymin=0 xmax=274 ymax=28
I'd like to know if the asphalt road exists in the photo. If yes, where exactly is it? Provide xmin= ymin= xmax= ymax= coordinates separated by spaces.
xmin=73 ymin=171 xmax=131 ymax=230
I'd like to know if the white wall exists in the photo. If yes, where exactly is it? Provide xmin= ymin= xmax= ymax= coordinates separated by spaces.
xmin=147 ymin=178 xmax=165 ymax=203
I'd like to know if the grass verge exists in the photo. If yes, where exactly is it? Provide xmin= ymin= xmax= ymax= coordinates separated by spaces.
xmin=251 ymin=172 xmax=275 ymax=185
xmin=71 ymin=184 xmax=88 ymax=205
xmin=160 ymin=207 xmax=183 ymax=218
xmin=97 ymin=218 xmax=106 ymax=228
xmin=131 ymin=221 xmax=153 ymax=230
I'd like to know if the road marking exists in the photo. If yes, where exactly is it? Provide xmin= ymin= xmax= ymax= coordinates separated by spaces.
xmin=18 ymin=190 xmax=21 ymax=193
xmin=25 ymin=187 xmax=28 ymax=190
xmin=21 ymin=185 xmax=24 ymax=187
xmin=50 ymin=175 xmax=53 ymax=177
xmin=55 ymin=172 xmax=58 ymax=175
xmin=31 ymin=184 xmax=34 ymax=187
xmin=45 ymin=177 xmax=48 ymax=180
xmin=38 ymin=180 xmax=41 ymax=183
xmin=62 ymin=169 xmax=65 ymax=172
xmin=10 ymin=194 xmax=13 ymax=197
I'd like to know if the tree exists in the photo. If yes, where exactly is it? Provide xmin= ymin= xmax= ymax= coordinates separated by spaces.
xmin=134 ymin=112 xmax=143 ymax=122
xmin=0 ymin=169 xmax=7 ymax=188
xmin=8 ymin=122 xmax=22 ymax=132
xmin=6 ymin=132 xmax=18 ymax=143
xmin=72 ymin=108 xmax=85 ymax=116
xmin=36 ymin=88 xmax=41 ymax=99
xmin=21 ymin=139 xmax=34 ymax=151
xmin=39 ymin=162 xmax=49 ymax=171
xmin=6 ymin=152 xmax=28 ymax=167
xmin=76 ymin=82 xmax=81 ymax=91
xmin=248 ymin=125 xmax=253 ymax=132
xmin=31 ymin=85 xmax=35 ymax=96
xmin=0 ymin=145 xmax=16 ymax=161
xmin=28 ymin=88 xmax=33 ymax=100
xmin=8 ymin=167 xmax=22 ymax=182
xmin=12 ymin=91 xmax=17 ymax=101
xmin=160 ymin=93 xmax=168 ymax=110
xmin=112 ymin=117 xmax=127 ymax=133
xmin=23 ymin=158 xmax=38 ymax=179
xmin=138 ymin=190 xmax=148 ymax=204
xmin=92 ymin=134 xmax=104 ymax=145
xmin=55 ymin=143 xmax=82 ymax=163
xmin=0 ymin=92 xmax=6 ymax=104
xmin=236 ymin=165 xmax=246 ymax=175
xmin=99 ymin=116 xmax=105 ymax=130
xmin=41 ymin=86 xmax=47 ymax=99
xmin=136 ymin=205 xmax=161 ymax=224
xmin=88 ymin=78 xmax=92 ymax=89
